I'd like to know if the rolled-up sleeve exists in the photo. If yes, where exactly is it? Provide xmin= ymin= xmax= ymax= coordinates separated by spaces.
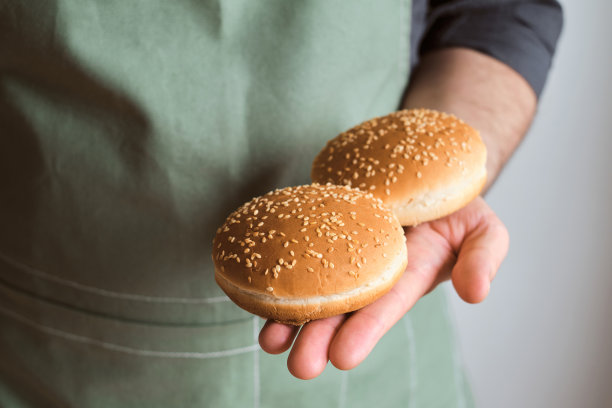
xmin=417 ymin=0 xmax=564 ymax=96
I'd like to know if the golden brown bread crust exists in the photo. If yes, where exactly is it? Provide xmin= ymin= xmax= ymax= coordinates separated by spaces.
xmin=212 ymin=183 xmax=407 ymax=325
xmin=311 ymin=109 xmax=487 ymax=225
xmin=390 ymin=168 xmax=487 ymax=226
xmin=215 ymin=253 xmax=406 ymax=325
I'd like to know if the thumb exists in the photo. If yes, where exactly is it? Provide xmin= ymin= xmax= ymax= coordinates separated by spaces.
xmin=451 ymin=211 xmax=509 ymax=303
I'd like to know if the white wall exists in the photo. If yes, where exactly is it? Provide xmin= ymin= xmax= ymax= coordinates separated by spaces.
xmin=448 ymin=1 xmax=612 ymax=407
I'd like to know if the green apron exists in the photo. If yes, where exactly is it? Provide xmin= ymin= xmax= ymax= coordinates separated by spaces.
xmin=0 ymin=1 xmax=474 ymax=406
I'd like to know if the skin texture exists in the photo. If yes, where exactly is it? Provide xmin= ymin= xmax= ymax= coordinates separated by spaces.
xmin=259 ymin=47 xmax=537 ymax=380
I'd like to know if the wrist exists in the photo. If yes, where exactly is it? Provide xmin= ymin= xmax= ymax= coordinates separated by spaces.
xmin=402 ymin=48 xmax=536 ymax=190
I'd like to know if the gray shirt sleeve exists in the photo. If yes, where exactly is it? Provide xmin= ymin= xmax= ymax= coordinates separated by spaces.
xmin=411 ymin=0 xmax=564 ymax=97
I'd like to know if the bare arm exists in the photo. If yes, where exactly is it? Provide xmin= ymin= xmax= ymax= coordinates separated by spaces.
xmin=404 ymin=47 xmax=537 ymax=188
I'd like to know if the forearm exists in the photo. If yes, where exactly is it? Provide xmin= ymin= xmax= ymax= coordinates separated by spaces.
xmin=402 ymin=47 xmax=537 ymax=190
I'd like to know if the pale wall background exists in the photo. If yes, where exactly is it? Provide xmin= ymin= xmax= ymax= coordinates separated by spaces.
xmin=447 ymin=1 xmax=612 ymax=407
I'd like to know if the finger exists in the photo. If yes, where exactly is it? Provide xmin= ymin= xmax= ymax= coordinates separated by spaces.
xmin=287 ymin=314 xmax=347 ymax=380
xmin=451 ymin=214 xmax=509 ymax=303
xmin=329 ymin=226 xmax=454 ymax=370
xmin=327 ymin=272 xmax=430 ymax=371
xmin=258 ymin=320 xmax=300 ymax=355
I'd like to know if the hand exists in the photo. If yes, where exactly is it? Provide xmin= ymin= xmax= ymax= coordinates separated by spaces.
xmin=258 ymin=197 xmax=509 ymax=379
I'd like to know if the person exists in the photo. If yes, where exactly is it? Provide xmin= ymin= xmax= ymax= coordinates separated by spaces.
xmin=0 ymin=1 xmax=562 ymax=407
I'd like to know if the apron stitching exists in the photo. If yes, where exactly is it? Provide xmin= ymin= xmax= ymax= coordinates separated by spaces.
xmin=398 ymin=0 xmax=410 ymax=80
xmin=443 ymin=295 xmax=468 ymax=408
xmin=0 ymin=251 xmax=230 ymax=304
xmin=338 ymin=370 xmax=348 ymax=408
xmin=403 ymin=315 xmax=418 ymax=407
xmin=252 ymin=316 xmax=260 ymax=408
xmin=0 ymin=304 xmax=259 ymax=359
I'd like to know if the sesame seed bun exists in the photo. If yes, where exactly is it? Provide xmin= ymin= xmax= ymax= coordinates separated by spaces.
xmin=311 ymin=109 xmax=487 ymax=226
xmin=212 ymin=183 xmax=407 ymax=325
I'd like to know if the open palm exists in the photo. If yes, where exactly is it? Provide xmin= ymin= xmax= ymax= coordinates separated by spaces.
xmin=258 ymin=197 xmax=509 ymax=380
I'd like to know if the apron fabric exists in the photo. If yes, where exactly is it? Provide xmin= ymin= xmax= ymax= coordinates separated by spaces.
xmin=0 ymin=1 xmax=474 ymax=407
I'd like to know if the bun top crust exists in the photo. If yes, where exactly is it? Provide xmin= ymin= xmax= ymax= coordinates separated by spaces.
xmin=311 ymin=109 xmax=487 ymax=209
xmin=212 ymin=184 xmax=406 ymax=298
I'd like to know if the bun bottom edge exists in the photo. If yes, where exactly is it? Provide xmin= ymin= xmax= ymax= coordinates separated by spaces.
xmin=214 ymin=259 xmax=407 ymax=326
xmin=393 ymin=172 xmax=487 ymax=226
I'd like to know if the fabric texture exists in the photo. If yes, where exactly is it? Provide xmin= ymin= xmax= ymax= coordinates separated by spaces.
xmin=412 ymin=0 xmax=564 ymax=96
xmin=0 ymin=1 xmax=475 ymax=407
